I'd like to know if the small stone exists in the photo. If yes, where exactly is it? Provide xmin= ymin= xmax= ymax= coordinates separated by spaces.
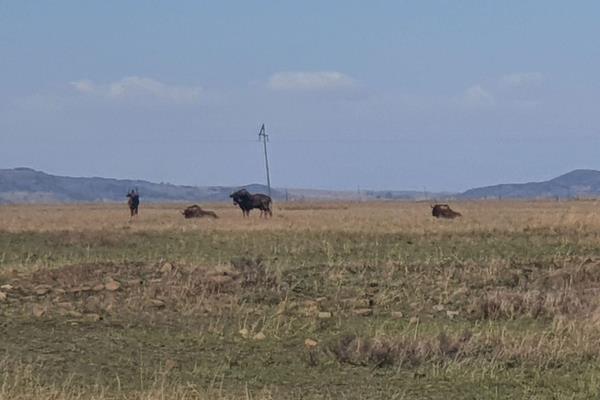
xmin=409 ymin=317 xmax=419 ymax=324
xmin=352 ymin=308 xmax=373 ymax=317
xmin=0 ymin=292 xmax=6 ymax=302
xmin=304 ymin=338 xmax=318 ymax=348
xmin=433 ymin=304 xmax=445 ymax=312
xmin=239 ymin=328 xmax=249 ymax=338
xmin=32 ymin=304 xmax=46 ymax=317
xmin=104 ymin=280 xmax=121 ymax=291
xmin=253 ymin=332 xmax=266 ymax=341
xmin=34 ymin=285 xmax=52 ymax=296
xmin=92 ymin=284 xmax=104 ymax=291
xmin=57 ymin=302 xmax=74 ymax=310
xmin=160 ymin=262 xmax=173 ymax=273
xmin=446 ymin=310 xmax=459 ymax=319
xmin=391 ymin=311 xmax=404 ymax=319
xmin=84 ymin=313 xmax=101 ymax=322
xmin=0 ymin=284 xmax=13 ymax=291
xmin=318 ymin=312 xmax=332 ymax=319
xmin=66 ymin=310 xmax=83 ymax=318
xmin=315 ymin=297 xmax=327 ymax=303
xmin=149 ymin=299 xmax=166 ymax=308
xmin=54 ymin=288 xmax=66 ymax=295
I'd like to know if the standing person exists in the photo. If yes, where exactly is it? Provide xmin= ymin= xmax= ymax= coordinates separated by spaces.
xmin=127 ymin=189 xmax=140 ymax=219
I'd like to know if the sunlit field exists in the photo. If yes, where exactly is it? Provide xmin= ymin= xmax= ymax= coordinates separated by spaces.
xmin=2 ymin=200 xmax=600 ymax=399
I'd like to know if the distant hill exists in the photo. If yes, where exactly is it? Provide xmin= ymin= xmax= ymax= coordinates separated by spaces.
xmin=0 ymin=168 xmax=277 ymax=204
xmin=461 ymin=169 xmax=600 ymax=199
xmin=0 ymin=168 xmax=446 ymax=204
xmin=4 ymin=167 xmax=596 ymax=204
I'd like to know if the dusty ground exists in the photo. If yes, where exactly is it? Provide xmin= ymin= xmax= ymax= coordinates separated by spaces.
xmin=2 ymin=200 xmax=600 ymax=399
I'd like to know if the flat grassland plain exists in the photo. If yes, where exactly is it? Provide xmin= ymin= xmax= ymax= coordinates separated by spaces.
xmin=2 ymin=201 xmax=600 ymax=399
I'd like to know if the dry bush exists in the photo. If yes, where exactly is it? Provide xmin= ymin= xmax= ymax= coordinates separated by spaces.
xmin=328 ymin=331 xmax=473 ymax=368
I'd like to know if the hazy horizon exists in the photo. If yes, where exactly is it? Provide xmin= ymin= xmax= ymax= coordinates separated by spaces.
xmin=2 ymin=2 xmax=600 ymax=192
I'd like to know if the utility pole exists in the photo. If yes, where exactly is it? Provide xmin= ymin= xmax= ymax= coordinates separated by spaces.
xmin=258 ymin=123 xmax=271 ymax=197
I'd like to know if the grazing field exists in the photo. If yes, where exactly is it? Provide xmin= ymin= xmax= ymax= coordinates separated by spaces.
xmin=2 ymin=200 xmax=600 ymax=399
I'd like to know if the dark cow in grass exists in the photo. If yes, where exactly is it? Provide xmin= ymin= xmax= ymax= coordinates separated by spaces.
xmin=431 ymin=204 xmax=462 ymax=219
xmin=230 ymin=189 xmax=273 ymax=218
xmin=182 ymin=205 xmax=218 ymax=219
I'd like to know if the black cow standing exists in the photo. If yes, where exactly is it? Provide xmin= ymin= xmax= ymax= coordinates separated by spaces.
xmin=230 ymin=189 xmax=272 ymax=218
xmin=126 ymin=189 xmax=140 ymax=219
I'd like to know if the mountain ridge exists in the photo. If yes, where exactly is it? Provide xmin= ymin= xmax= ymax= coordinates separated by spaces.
xmin=460 ymin=169 xmax=600 ymax=199
xmin=2 ymin=167 xmax=600 ymax=203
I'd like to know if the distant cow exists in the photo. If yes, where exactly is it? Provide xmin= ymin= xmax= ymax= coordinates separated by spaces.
xmin=230 ymin=189 xmax=273 ymax=217
xmin=182 ymin=204 xmax=218 ymax=219
xmin=126 ymin=189 xmax=140 ymax=218
xmin=431 ymin=204 xmax=462 ymax=219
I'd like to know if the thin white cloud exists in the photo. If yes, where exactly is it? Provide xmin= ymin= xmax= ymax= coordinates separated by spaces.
xmin=267 ymin=71 xmax=356 ymax=91
xmin=460 ymin=85 xmax=495 ymax=108
xmin=70 ymin=76 xmax=201 ymax=103
xmin=500 ymin=72 xmax=544 ymax=88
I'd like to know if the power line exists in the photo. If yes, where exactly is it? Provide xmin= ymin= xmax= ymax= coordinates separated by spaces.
xmin=258 ymin=123 xmax=271 ymax=197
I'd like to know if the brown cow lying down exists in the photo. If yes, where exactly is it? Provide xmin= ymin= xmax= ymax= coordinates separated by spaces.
xmin=431 ymin=204 xmax=462 ymax=219
xmin=182 ymin=205 xmax=218 ymax=219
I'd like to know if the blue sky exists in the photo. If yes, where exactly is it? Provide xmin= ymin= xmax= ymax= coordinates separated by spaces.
xmin=1 ymin=1 xmax=600 ymax=191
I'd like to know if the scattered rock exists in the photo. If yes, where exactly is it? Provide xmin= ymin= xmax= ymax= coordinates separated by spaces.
xmin=57 ymin=302 xmax=74 ymax=311
xmin=318 ymin=311 xmax=332 ymax=319
xmin=34 ymin=285 xmax=52 ymax=296
xmin=149 ymin=299 xmax=166 ymax=308
xmin=352 ymin=308 xmax=373 ymax=317
xmin=160 ymin=262 xmax=173 ymax=274
xmin=391 ymin=311 xmax=404 ymax=319
xmin=84 ymin=313 xmax=101 ymax=322
xmin=54 ymin=288 xmax=66 ymax=295
xmin=315 ymin=297 xmax=327 ymax=303
xmin=239 ymin=328 xmax=249 ymax=338
xmin=304 ymin=338 xmax=318 ymax=348
xmin=0 ymin=292 xmax=6 ymax=302
xmin=104 ymin=280 xmax=121 ymax=291
xmin=32 ymin=304 xmax=46 ymax=318
xmin=253 ymin=332 xmax=266 ymax=341
xmin=66 ymin=310 xmax=83 ymax=318
xmin=92 ymin=284 xmax=104 ymax=292
xmin=433 ymin=304 xmax=445 ymax=312
xmin=409 ymin=317 xmax=419 ymax=324
xmin=446 ymin=310 xmax=459 ymax=319
xmin=0 ymin=284 xmax=13 ymax=291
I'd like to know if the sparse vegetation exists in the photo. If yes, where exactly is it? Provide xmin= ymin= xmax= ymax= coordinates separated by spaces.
xmin=2 ymin=200 xmax=600 ymax=399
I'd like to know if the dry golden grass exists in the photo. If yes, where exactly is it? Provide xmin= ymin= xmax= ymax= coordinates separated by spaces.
xmin=1 ymin=199 xmax=600 ymax=235
xmin=3 ymin=200 xmax=600 ymax=399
